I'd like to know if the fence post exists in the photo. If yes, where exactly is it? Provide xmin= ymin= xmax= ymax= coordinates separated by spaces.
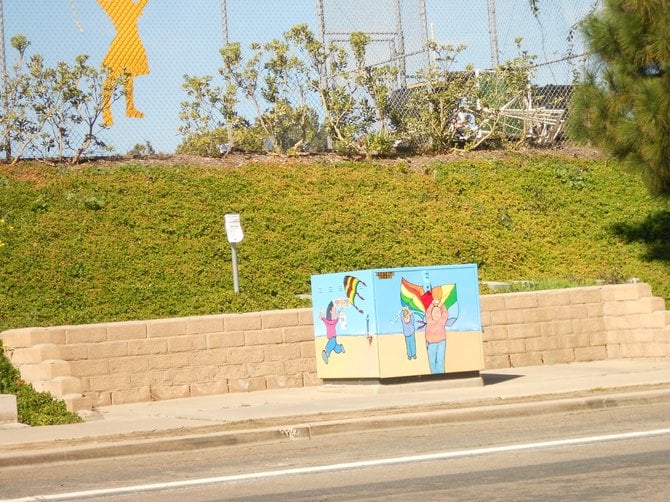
xmin=394 ymin=0 xmax=407 ymax=88
xmin=487 ymin=0 xmax=500 ymax=68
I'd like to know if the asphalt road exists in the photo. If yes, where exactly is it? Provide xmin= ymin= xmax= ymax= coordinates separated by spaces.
xmin=2 ymin=401 xmax=669 ymax=501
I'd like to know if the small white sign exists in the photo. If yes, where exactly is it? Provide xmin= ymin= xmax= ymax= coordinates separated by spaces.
xmin=224 ymin=213 xmax=244 ymax=243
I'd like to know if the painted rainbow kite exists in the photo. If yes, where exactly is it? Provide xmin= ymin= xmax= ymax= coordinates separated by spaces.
xmin=400 ymin=277 xmax=459 ymax=326
xmin=400 ymin=278 xmax=427 ymax=317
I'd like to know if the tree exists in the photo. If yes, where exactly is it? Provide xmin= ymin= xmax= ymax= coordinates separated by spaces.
xmin=287 ymin=24 xmax=402 ymax=157
xmin=286 ymin=24 xmax=370 ymax=156
xmin=178 ymin=74 xmax=229 ymax=137
xmin=29 ymin=54 xmax=115 ymax=164
xmin=392 ymin=39 xmax=535 ymax=152
xmin=1 ymin=35 xmax=33 ymax=163
xmin=397 ymin=42 xmax=472 ymax=151
xmin=0 ymin=35 xmax=119 ymax=164
xmin=567 ymin=0 xmax=670 ymax=195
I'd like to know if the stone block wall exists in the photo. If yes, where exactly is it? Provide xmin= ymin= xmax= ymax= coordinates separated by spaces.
xmin=1 ymin=283 xmax=668 ymax=412
xmin=0 ymin=309 xmax=318 ymax=411
xmin=480 ymin=283 xmax=669 ymax=369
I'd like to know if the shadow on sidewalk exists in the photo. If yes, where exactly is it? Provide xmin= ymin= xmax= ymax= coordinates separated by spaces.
xmin=482 ymin=373 xmax=523 ymax=385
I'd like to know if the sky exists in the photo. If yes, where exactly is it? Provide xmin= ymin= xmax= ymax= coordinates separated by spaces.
xmin=1 ymin=0 xmax=593 ymax=155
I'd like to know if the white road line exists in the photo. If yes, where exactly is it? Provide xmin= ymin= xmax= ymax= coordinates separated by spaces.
xmin=6 ymin=428 xmax=670 ymax=501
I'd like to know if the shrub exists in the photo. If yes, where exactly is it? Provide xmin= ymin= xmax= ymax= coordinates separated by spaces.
xmin=0 ymin=341 xmax=82 ymax=426
xmin=177 ymin=128 xmax=231 ymax=157
xmin=0 ymin=154 xmax=668 ymax=332
xmin=0 ymin=36 xmax=119 ymax=164
xmin=176 ymin=126 xmax=266 ymax=156
xmin=128 ymin=141 xmax=156 ymax=157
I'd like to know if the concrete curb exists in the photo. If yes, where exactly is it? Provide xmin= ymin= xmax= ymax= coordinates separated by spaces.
xmin=2 ymin=387 xmax=669 ymax=467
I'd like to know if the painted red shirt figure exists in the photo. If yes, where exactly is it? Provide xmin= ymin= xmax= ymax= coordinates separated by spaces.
xmin=425 ymin=301 xmax=447 ymax=343
xmin=320 ymin=301 xmax=344 ymax=364
xmin=425 ymin=300 xmax=448 ymax=373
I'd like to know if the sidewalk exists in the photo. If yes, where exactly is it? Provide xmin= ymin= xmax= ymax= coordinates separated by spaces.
xmin=2 ymin=359 xmax=670 ymax=466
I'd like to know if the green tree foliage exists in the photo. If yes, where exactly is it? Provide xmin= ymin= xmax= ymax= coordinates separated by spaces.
xmin=276 ymin=24 xmax=374 ymax=156
xmin=394 ymin=39 xmax=536 ymax=152
xmin=178 ymin=24 xmax=540 ymax=158
xmin=261 ymin=38 xmax=321 ymax=153
xmin=219 ymin=38 xmax=320 ymax=154
xmin=395 ymin=43 xmax=472 ymax=151
xmin=0 ymin=35 xmax=120 ymax=164
xmin=219 ymin=41 xmax=279 ymax=152
xmin=567 ymin=0 xmax=670 ymax=195
xmin=350 ymin=32 xmax=399 ymax=157
xmin=1 ymin=156 xmax=668 ymax=333
xmin=178 ymin=74 xmax=238 ymax=141
xmin=1 ymin=35 xmax=39 ymax=163
xmin=179 ymin=34 xmax=325 ymax=156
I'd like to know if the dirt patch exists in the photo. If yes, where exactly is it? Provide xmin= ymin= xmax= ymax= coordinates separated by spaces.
xmin=88 ymin=144 xmax=606 ymax=171
xmin=0 ymin=144 xmax=606 ymax=177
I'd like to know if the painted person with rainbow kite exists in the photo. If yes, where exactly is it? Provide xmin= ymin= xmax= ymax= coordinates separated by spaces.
xmin=400 ymin=277 xmax=459 ymax=373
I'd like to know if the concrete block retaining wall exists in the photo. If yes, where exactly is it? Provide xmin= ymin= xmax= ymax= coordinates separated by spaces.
xmin=0 ymin=394 xmax=18 ymax=424
xmin=1 ymin=283 xmax=668 ymax=412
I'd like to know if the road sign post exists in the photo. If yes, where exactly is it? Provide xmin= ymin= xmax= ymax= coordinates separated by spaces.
xmin=224 ymin=213 xmax=244 ymax=293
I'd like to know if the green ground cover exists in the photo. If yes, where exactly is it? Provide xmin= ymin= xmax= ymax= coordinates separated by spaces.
xmin=0 ymin=153 xmax=668 ymax=332
xmin=0 ymin=340 xmax=82 ymax=425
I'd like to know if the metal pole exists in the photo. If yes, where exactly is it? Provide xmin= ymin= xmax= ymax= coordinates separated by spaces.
xmin=231 ymin=242 xmax=240 ymax=293
xmin=487 ymin=0 xmax=499 ymax=68
xmin=220 ymin=0 xmax=234 ymax=150
xmin=0 ymin=0 xmax=10 ymax=163
xmin=419 ymin=0 xmax=431 ymax=68
xmin=220 ymin=0 xmax=229 ymax=45
xmin=316 ymin=0 xmax=327 ymax=88
xmin=394 ymin=0 xmax=407 ymax=88
xmin=316 ymin=0 xmax=333 ymax=150
xmin=316 ymin=0 xmax=326 ymax=45
xmin=0 ymin=0 xmax=6 ymax=76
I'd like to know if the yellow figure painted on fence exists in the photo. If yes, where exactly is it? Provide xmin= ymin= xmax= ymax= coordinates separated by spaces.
xmin=98 ymin=0 xmax=150 ymax=126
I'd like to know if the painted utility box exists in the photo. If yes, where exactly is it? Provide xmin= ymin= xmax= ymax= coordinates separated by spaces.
xmin=310 ymin=264 xmax=483 ymax=380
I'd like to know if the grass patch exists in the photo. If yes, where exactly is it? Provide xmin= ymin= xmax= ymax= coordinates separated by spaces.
xmin=2 ymin=152 xmax=668 ymax=426
xmin=0 ymin=153 xmax=667 ymax=332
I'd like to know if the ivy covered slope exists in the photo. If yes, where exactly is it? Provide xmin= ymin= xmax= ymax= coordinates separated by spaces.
xmin=0 ymin=153 xmax=668 ymax=331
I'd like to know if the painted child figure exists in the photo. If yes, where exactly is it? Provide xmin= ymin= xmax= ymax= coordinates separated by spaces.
xmin=320 ymin=301 xmax=345 ymax=364
xmin=400 ymin=306 xmax=417 ymax=360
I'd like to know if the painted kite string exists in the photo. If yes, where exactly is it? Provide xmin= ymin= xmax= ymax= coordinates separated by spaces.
xmin=70 ymin=0 xmax=84 ymax=32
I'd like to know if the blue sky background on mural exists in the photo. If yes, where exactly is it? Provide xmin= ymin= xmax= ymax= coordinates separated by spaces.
xmin=3 ymin=1 xmax=593 ymax=155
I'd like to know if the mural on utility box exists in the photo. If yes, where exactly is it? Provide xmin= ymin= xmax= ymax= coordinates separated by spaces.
xmin=310 ymin=264 xmax=483 ymax=380
xmin=399 ymin=277 xmax=459 ymax=374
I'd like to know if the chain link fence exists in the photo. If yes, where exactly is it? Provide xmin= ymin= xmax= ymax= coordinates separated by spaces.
xmin=0 ymin=0 xmax=596 ymax=158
